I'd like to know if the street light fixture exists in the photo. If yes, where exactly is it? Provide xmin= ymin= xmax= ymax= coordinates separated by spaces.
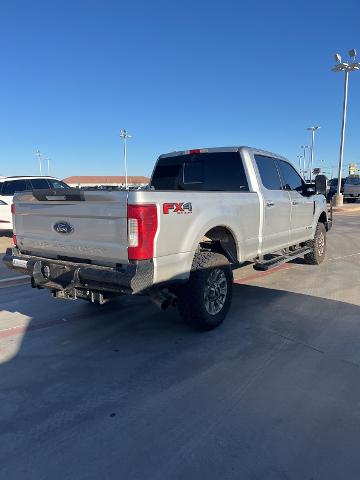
xmin=332 ymin=48 xmax=360 ymax=205
xmin=119 ymin=128 xmax=132 ymax=190
xmin=306 ymin=126 xmax=320 ymax=182
xmin=300 ymin=145 xmax=310 ymax=180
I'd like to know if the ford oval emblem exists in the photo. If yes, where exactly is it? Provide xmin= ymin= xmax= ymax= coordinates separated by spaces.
xmin=53 ymin=221 xmax=74 ymax=235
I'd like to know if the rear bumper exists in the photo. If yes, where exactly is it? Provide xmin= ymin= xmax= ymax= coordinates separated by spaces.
xmin=2 ymin=247 xmax=154 ymax=295
xmin=0 ymin=223 xmax=12 ymax=232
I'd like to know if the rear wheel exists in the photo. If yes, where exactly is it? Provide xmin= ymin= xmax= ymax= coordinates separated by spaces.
xmin=304 ymin=222 xmax=326 ymax=265
xmin=177 ymin=251 xmax=233 ymax=331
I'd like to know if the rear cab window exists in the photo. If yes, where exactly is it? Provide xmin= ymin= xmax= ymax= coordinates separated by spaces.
xmin=151 ymin=151 xmax=249 ymax=191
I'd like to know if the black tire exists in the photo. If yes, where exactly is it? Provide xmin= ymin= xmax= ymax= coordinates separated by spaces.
xmin=177 ymin=251 xmax=233 ymax=331
xmin=346 ymin=198 xmax=357 ymax=203
xmin=304 ymin=222 xmax=327 ymax=265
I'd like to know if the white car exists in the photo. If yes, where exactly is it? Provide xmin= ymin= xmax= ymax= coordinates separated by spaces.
xmin=0 ymin=176 xmax=69 ymax=233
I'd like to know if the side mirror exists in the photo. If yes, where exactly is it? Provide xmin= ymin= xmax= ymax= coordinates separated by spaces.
xmin=302 ymin=183 xmax=315 ymax=196
xmin=315 ymin=174 xmax=327 ymax=195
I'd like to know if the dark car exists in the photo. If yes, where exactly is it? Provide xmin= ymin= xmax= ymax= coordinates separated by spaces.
xmin=327 ymin=177 xmax=345 ymax=201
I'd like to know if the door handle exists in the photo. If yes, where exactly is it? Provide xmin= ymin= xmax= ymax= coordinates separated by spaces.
xmin=266 ymin=201 xmax=275 ymax=207
xmin=292 ymin=201 xmax=299 ymax=205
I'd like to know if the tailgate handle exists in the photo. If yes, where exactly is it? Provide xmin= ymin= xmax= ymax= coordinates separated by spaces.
xmin=32 ymin=189 xmax=85 ymax=201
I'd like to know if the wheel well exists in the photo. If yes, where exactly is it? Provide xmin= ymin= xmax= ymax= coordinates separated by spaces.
xmin=318 ymin=211 xmax=328 ymax=230
xmin=201 ymin=227 xmax=238 ymax=264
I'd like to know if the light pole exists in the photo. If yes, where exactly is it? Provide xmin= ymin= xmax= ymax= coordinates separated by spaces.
xmin=300 ymin=145 xmax=309 ymax=180
xmin=306 ymin=126 xmax=320 ymax=182
xmin=35 ymin=150 xmax=43 ymax=176
xmin=46 ymin=158 xmax=51 ymax=176
xmin=297 ymin=155 xmax=303 ymax=175
xmin=332 ymin=49 xmax=360 ymax=206
xmin=119 ymin=128 xmax=132 ymax=190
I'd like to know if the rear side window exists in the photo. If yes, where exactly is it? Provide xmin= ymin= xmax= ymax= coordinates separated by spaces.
xmin=30 ymin=178 xmax=51 ymax=189
xmin=254 ymin=155 xmax=282 ymax=190
xmin=1 ymin=180 xmax=30 ymax=195
xmin=151 ymin=152 xmax=249 ymax=191
xmin=277 ymin=160 xmax=304 ymax=192
xmin=47 ymin=179 xmax=70 ymax=189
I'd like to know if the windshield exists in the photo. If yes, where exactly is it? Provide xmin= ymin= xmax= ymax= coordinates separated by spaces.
xmin=346 ymin=177 xmax=360 ymax=185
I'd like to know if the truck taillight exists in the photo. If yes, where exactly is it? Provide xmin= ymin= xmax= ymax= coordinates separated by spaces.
xmin=127 ymin=204 xmax=158 ymax=260
xmin=11 ymin=205 xmax=16 ymax=245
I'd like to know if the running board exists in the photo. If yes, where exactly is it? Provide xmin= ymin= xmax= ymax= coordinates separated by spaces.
xmin=253 ymin=247 xmax=311 ymax=271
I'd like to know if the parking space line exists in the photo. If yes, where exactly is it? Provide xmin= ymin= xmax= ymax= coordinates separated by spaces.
xmin=0 ymin=275 xmax=28 ymax=283
xmin=0 ymin=313 xmax=89 ymax=339
xmin=328 ymin=252 xmax=360 ymax=261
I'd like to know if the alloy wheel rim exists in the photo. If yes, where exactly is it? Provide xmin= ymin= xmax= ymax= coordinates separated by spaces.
xmin=204 ymin=269 xmax=228 ymax=315
xmin=317 ymin=232 xmax=325 ymax=256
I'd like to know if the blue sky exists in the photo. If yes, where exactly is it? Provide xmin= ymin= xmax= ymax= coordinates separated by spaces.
xmin=0 ymin=0 xmax=359 ymax=179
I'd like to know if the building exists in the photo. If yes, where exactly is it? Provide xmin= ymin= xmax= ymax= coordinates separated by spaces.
xmin=62 ymin=175 xmax=149 ymax=189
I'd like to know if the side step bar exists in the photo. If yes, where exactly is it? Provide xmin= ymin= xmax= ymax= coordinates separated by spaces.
xmin=253 ymin=246 xmax=311 ymax=271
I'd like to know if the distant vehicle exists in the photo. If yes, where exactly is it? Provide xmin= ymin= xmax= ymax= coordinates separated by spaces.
xmin=343 ymin=175 xmax=360 ymax=203
xmin=0 ymin=176 xmax=70 ymax=233
xmin=327 ymin=177 xmax=346 ymax=202
xmin=4 ymin=147 xmax=331 ymax=331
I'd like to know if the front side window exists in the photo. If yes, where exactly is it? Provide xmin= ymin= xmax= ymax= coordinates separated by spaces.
xmin=1 ymin=180 xmax=29 ymax=196
xmin=277 ymin=160 xmax=304 ymax=192
xmin=254 ymin=155 xmax=282 ymax=190
xmin=47 ymin=179 xmax=71 ymax=189
xmin=30 ymin=178 xmax=51 ymax=189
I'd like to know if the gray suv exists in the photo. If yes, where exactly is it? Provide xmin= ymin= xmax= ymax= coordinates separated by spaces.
xmin=343 ymin=176 xmax=360 ymax=203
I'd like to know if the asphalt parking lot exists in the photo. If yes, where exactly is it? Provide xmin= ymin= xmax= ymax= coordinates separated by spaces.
xmin=0 ymin=212 xmax=359 ymax=480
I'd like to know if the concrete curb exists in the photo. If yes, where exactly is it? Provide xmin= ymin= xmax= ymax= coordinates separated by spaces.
xmin=0 ymin=275 xmax=29 ymax=288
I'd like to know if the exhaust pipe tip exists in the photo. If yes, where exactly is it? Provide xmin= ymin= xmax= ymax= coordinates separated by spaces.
xmin=160 ymin=299 xmax=170 ymax=311
xmin=149 ymin=289 xmax=179 ymax=311
xmin=149 ymin=290 xmax=171 ymax=311
xmin=164 ymin=292 xmax=178 ymax=308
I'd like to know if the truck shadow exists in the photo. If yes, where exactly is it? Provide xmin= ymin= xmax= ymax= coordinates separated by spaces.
xmin=1 ymin=283 xmax=360 ymax=478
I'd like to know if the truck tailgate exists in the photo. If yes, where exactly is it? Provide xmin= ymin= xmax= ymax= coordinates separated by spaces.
xmin=13 ymin=189 xmax=129 ymax=266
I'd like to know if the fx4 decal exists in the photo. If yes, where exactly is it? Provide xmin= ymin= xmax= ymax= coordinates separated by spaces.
xmin=163 ymin=202 xmax=193 ymax=215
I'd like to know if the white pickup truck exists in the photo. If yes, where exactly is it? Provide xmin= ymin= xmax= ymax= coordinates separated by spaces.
xmin=3 ymin=147 xmax=331 ymax=330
